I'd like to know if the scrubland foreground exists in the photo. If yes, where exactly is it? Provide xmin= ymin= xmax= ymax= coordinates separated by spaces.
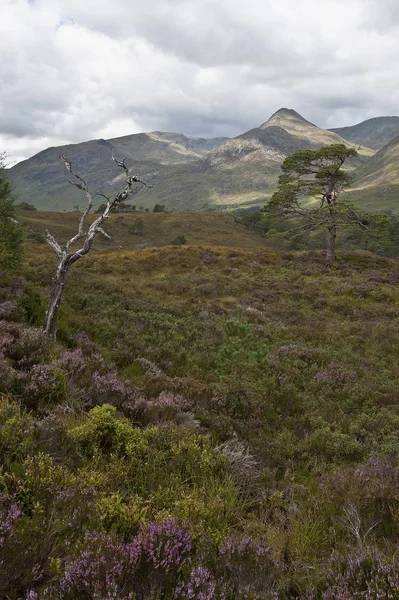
xmin=2 ymin=241 xmax=399 ymax=599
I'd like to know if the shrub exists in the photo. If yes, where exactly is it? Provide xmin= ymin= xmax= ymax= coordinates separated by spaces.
xmin=0 ymin=321 xmax=51 ymax=368
xmin=18 ymin=363 xmax=68 ymax=410
xmin=128 ymin=218 xmax=144 ymax=236
xmin=0 ymin=397 xmax=34 ymax=467
xmin=133 ymin=518 xmax=192 ymax=573
xmin=153 ymin=203 xmax=166 ymax=213
xmin=175 ymin=567 xmax=225 ymax=599
xmin=16 ymin=202 xmax=37 ymax=211
xmin=67 ymin=404 xmax=138 ymax=458
xmin=307 ymin=548 xmax=399 ymax=599
xmin=171 ymin=235 xmax=187 ymax=246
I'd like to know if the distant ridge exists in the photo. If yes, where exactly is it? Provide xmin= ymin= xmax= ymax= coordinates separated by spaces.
xmin=330 ymin=116 xmax=399 ymax=150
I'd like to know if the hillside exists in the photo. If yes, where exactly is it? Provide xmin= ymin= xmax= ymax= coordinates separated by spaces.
xmin=8 ymin=108 xmax=371 ymax=213
xmin=7 ymin=132 xmax=228 ymax=211
xmin=19 ymin=209 xmax=270 ymax=250
xmin=3 ymin=239 xmax=399 ymax=597
xmin=349 ymin=135 xmax=399 ymax=212
xmin=331 ymin=116 xmax=399 ymax=150
xmin=131 ymin=109 xmax=371 ymax=210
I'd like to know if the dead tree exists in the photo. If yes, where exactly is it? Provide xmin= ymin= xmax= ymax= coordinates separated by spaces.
xmin=45 ymin=156 xmax=149 ymax=340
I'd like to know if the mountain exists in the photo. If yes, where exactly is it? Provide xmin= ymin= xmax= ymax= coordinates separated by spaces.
xmin=330 ymin=116 xmax=399 ymax=150
xmin=349 ymin=135 xmax=399 ymax=211
xmin=261 ymin=108 xmax=352 ymax=147
xmin=127 ymin=109 xmax=372 ymax=210
xmin=8 ymin=109 xmax=371 ymax=212
xmin=7 ymin=132 xmax=228 ymax=211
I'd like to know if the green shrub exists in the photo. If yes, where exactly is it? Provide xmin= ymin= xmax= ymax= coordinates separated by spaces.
xmin=170 ymin=234 xmax=187 ymax=246
xmin=17 ymin=202 xmax=37 ymax=211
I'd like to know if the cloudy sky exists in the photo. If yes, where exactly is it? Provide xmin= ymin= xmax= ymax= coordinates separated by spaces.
xmin=1 ymin=0 xmax=399 ymax=164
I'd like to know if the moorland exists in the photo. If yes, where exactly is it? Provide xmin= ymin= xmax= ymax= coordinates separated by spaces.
xmin=2 ymin=108 xmax=399 ymax=599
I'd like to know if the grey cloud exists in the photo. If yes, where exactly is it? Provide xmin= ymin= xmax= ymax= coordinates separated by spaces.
xmin=61 ymin=0 xmax=338 ymax=67
xmin=1 ymin=0 xmax=399 ymax=163
xmin=359 ymin=0 xmax=399 ymax=30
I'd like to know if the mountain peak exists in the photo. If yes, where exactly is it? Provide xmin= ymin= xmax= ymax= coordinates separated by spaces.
xmin=271 ymin=107 xmax=309 ymax=120
xmin=260 ymin=108 xmax=315 ymax=130
xmin=258 ymin=107 xmax=354 ymax=149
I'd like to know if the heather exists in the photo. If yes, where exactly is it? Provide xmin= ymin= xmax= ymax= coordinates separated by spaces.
xmin=1 ymin=241 xmax=399 ymax=598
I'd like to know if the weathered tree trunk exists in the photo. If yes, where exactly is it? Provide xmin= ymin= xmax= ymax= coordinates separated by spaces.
xmin=45 ymin=258 xmax=69 ymax=340
xmin=326 ymin=225 xmax=337 ymax=265
xmin=44 ymin=156 xmax=148 ymax=340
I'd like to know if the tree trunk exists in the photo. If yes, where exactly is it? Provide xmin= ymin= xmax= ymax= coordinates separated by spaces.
xmin=326 ymin=225 xmax=337 ymax=265
xmin=45 ymin=259 xmax=69 ymax=340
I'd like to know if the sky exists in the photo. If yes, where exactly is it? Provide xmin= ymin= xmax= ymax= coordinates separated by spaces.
xmin=1 ymin=0 xmax=399 ymax=164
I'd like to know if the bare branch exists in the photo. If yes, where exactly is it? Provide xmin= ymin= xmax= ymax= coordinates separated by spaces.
xmin=288 ymin=206 xmax=314 ymax=220
xmin=45 ymin=230 xmax=63 ymax=259
xmin=96 ymin=227 xmax=111 ymax=240
xmin=282 ymin=220 xmax=328 ymax=234
xmin=339 ymin=503 xmax=381 ymax=547
xmin=60 ymin=155 xmax=88 ymax=190
xmin=96 ymin=227 xmax=123 ymax=249
xmin=345 ymin=208 xmax=370 ymax=229
xmin=130 ymin=174 xmax=153 ymax=189
xmin=96 ymin=192 xmax=111 ymax=202
xmin=57 ymin=157 xmax=95 ymax=250
xmin=45 ymin=154 xmax=150 ymax=339
xmin=314 ymin=198 xmax=326 ymax=213
xmin=66 ymin=189 xmax=94 ymax=249
xmin=112 ymin=155 xmax=129 ymax=178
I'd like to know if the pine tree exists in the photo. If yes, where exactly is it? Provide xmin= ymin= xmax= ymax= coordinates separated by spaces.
xmin=265 ymin=144 xmax=368 ymax=264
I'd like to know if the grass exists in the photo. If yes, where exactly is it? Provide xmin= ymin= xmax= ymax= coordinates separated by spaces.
xmin=18 ymin=209 xmax=270 ymax=249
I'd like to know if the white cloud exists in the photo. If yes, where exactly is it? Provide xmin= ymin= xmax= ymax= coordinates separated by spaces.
xmin=1 ymin=0 xmax=399 ymax=162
